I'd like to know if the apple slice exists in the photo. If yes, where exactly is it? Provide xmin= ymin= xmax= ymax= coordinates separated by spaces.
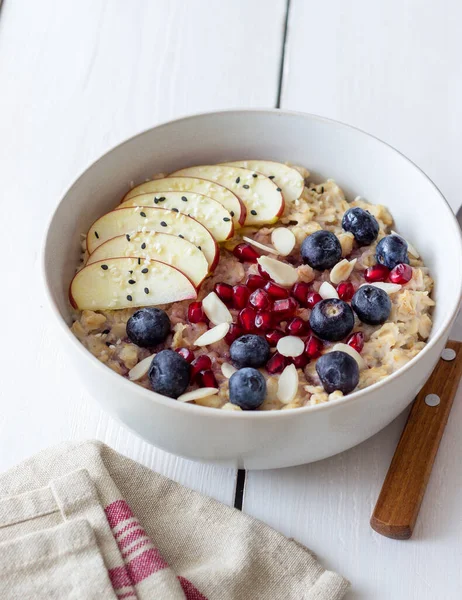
xmin=69 ymin=257 xmax=196 ymax=310
xmin=86 ymin=232 xmax=208 ymax=288
xmin=118 ymin=191 xmax=233 ymax=242
xmin=122 ymin=176 xmax=244 ymax=227
xmin=171 ymin=165 xmax=284 ymax=226
xmin=87 ymin=207 xmax=219 ymax=270
xmin=221 ymin=160 xmax=304 ymax=204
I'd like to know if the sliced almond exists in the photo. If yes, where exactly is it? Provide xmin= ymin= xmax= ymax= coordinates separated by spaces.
xmin=319 ymin=281 xmax=339 ymax=299
xmin=202 ymin=292 xmax=233 ymax=325
xmin=271 ymin=228 xmax=296 ymax=256
xmin=363 ymin=282 xmax=402 ymax=294
xmin=242 ymin=236 xmax=278 ymax=255
xmin=128 ymin=354 xmax=155 ymax=381
xmin=177 ymin=387 xmax=219 ymax=403
xmin=331 ymin=343 xmax=366 ymax=370
xmin=391 ymin=230 xmax=420 ymax=258
xmin=277 ymin=336 xmax=305 ymax=357
xmin=329 ymin=258 xmax=357 ymax=285
xmin=257 ymin=256 xmax=298 ymax=287
xmin=221 ymin=362 xmax=237 ymax=378
xmin=194 ymin=323 xmax=230 ymax=347
xmin=277 ymin=364 xmax=299 ymax=404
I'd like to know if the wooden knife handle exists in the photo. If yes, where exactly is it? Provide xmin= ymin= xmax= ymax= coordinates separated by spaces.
xmin=370 ymin=340 xmax=462 ymax=540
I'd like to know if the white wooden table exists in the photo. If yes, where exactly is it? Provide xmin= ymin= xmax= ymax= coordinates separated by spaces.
xmin=1 ymin=1 xmax=461 ymax=597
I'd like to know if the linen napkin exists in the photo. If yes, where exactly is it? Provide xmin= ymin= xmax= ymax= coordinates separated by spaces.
xmin=0 ymin=441 xmax=349 ymax=599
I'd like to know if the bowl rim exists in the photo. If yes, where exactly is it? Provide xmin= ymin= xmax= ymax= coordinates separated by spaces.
xmin=42 ymin=107 xmax=462 ymax=420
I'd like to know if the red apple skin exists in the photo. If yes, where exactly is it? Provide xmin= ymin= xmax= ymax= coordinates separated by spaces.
xmin=275 ymin=193 xmax=285 ymax=218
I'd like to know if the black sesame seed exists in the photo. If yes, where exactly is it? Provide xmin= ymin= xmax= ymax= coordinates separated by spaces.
xmin=141 ymin=242 xmax=146 ymax=249
xmin=138 ymin=258 xmax=141 ymax=265
xmin=102 ymin=329 xmax=110 ymax=335
xmin=230 ymin=211 xmax=234 ymax=217
xmin=160 ymin=221 xmax=167 ymax=227
xmin=276 ymin=187 xmax=282 ymax=192
xmin=159 ymin=197 xmax=166 ymax=202
xmin=140 ymin=211 xmax=146 ymax=217
xmin=243 ymin=184 xmax=250 ymax=189
xmin=235 ymin=177 xmax=240 ymax=184
xmin=126 ymin=234 xmax=131 ymax=241
xmin=223 ymin=217 xmax=231 ymax=222
xmin=101 ymin=264 xmax=108 ymax=270
xmin=252 ymin=173 xmax=258 ymax=178
xmin=197 ymin=246 xmax=201 ymax=250
xmin=321 ymin=186 xmax=324 ymax=193
xmin=312 ymin=188 xmax=316 ymax=192
xmin=154 ymin=197 xmax=160 ymax=204
xmin=106 ymin=342 xmax=111 ymax=347
xmin=269 ymin=175 xmax=275 ymax=180
xmin=141 ymin=268 xmax=148 ymax=274
xmin=181 ymin=196 xmax=188 ymax=202
xmin=179 ymin=234 xmax=184 ymax=239
xmin=94 ymin=231 xmax=99 ymax=239
xmin=128 ymin=279 xmax=136 ymax=285
xmin=250 ymin=210 xmax=257 ymax=216
xmin=129 ymin=270 xmax=133 ymax=274
xmin=144 ymin=288 xmax=149 ymax=294
xmin=127 ymin=295 xmax=133 ymax=302
xmin=172 ymin=208 xmax=179 ymax=212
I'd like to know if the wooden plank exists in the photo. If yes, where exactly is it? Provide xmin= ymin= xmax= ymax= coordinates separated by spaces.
xmin=244 ymin=1 xmax=462 ymax=596
xmin=280 ymin=0 xmax=462 ymax=212
xmin=0 ymin=0 xmax=286 ymax=503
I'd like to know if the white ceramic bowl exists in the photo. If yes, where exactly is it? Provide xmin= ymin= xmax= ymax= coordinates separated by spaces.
xmin=43 ymin=109 xmax=462 ymax=469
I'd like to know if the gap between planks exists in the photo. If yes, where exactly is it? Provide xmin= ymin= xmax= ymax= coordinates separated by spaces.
xmin=233 ymin=0 xmax=292 ymax=510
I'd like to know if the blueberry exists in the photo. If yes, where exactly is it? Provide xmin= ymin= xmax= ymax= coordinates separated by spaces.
xmin=316 ymin=351 xmax=359 ymax=394
xmin=375 ymin=235 xmax=409 ymax=269
xmin=230 ymin=334 xmax=270 ymax=368
xmin=309 ymin=299 xmax=355 ymax=342
xmin=342 ymin=207 xmax=379 ymax=246
xmin=301 ymin=230 xmax=342 ymax=270
xmin=351 ymin=285 xmax=391 ymax=325
xmin=127 ymin=307 xmax=170 ymax=347
xmin=229 ymin=367 xmax=266 ymax=410
xmin=148 ymin=349 xmax=190 ymax=398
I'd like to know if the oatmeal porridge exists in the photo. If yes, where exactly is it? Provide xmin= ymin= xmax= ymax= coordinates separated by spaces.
xmin=70 ymin=161 xmax=434 ymax=411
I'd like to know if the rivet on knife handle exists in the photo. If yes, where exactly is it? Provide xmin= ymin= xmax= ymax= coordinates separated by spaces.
xmin=370 ymin=340 xmax=462 ymax=540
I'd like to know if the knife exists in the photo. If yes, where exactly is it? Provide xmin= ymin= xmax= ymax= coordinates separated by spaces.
xmin=370 ymin=206 xmax=462 ymax=539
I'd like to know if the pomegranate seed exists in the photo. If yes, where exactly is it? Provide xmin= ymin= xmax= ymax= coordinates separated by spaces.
xmin=337 ymin=281 xmax=355 ymax=302
xmin=233 ymin=243 xmax=260 ymax=263
xmin=214 ymin=282 xmax=233 ymax=304
xmin=264 ymin=329 xmax=285 ymax=347
xmin=249 ymin=288 xmax=271 ymax=310
xmin=266 ymin=352 xmax=288 ymax=374
xmin=291 ymin=353 xmax=310 ymax=369
xmin=306 ymin=292 xmax=322 ymax=309
xmin=232 ymin=284 xmax=250 ymax=309
xmin=175 ymin=347 xmax=195 ymax=363
xmin=264 ymin=281 xmax=290 ymax=299
xmin=291 ymin=281 xmax=311 ymax=305
xmin=346 ymin=332 xmax=364 ymax=353
xmin=198 ymin=369 xmax=217 ymax=388
xmin=257 ymin=264 xmax=272 ymax=280
xmin=273 ymin=297 xmax=298 ymax=319
xmin=246 ymin=274 xmax=266 ymax=290
xmin=225 ymin=323 xmax=243 ymax=345
xmin=286 ymin=317 xmax=310 ymax=336
xmin=255 ymin=310 xmax=273 ymax=331
xmin=304 ymin=335 xmax=323 ymax=359
xmin=191 ymin=355 xmax=212 ymax=380
xmin=238 ymin=307 xmax=256 ymax=332
xmin=364 ymin=264 xmax=390 ymax=282
xmin=188 ymin=301 xmax=206 ymax=324
xmin=389 ymin=263 xmax=412 ymax=284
